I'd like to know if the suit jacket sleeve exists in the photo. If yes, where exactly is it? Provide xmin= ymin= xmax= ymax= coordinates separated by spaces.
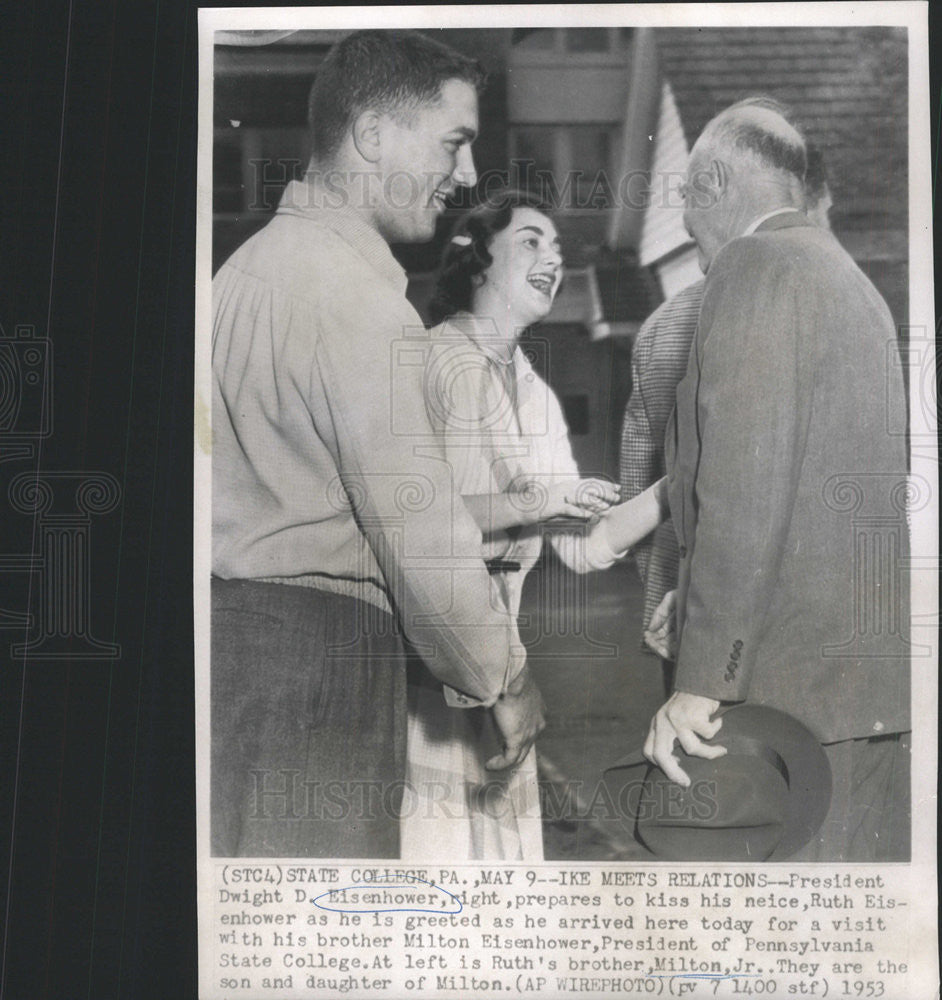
xmin=674 ymin=237 xmax=805 ymax=703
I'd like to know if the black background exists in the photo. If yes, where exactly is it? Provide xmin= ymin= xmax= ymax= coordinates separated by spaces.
xmin=0 ymin=5 xmax=938 ymax=999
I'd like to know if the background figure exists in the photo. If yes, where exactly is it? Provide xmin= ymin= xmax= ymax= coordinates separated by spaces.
xmin=211 ymin=32 xmax=546 ymax=859
xmin=620 ymin=131 xmax=833 ymax=696
xmin=619 ymin=279 xmax=703 ymax=694
xmin=403 ymin=192 xmax=666 ymax=860
xmin=644 ymin=102 xmax=910 ymax=862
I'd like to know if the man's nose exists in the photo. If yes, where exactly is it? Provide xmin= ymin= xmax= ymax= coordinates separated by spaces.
xmin=453 ymin=144 xmax=478 ymax=188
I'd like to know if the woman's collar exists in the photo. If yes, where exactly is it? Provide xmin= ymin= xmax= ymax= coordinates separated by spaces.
xmin=449 ymin=312 xmax=519 ymax=366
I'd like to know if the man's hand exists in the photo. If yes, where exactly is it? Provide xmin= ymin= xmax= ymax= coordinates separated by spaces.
xmin=644 ymin=589 xmax=677 ymax=660
xmin=486 ymin=666 xmax=546 ymax=771
xmin=643 ymin=691 xmax=726 ymax=786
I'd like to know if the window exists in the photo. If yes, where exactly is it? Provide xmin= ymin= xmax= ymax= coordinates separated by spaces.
xmin=512 ymin=28 xmax=633 ymax=57
xmin=512 ymin=28 xmax=554 ymax=50
xmin=513 ymin=126 xmax=557 ymax=177
xmin=509 ymin=125 xmax=620 ymax=205
xmin=565 ymin=28 xmax=610 ymax=53
xmin=569 ymin=126 xmax=612 ymax=181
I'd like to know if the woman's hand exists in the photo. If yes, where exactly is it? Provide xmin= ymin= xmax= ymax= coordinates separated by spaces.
xmin=511 ymin=476 xmax=621 ymax=522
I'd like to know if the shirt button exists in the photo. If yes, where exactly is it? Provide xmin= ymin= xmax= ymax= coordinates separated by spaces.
xmin=873 ymin=721 xmax=885 ymax=733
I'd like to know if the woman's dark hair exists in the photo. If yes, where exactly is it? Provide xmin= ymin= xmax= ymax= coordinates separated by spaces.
xmin=428 ymin=189 xmax=551 ymax=326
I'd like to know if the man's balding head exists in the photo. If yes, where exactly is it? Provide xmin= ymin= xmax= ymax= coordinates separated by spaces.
xmin=708 ymin=97 xmax=833 ymax=229
xmin=692 ymin=104 xmax=806 ymax=183
xmin=683 ymin=103 xmax=808 ymax=271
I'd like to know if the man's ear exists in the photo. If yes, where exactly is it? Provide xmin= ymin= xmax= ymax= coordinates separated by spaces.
xmin=710 ymin=159 xmax=729 ymax=198
xmin=352 ymin=109 xmax=383 ymax=164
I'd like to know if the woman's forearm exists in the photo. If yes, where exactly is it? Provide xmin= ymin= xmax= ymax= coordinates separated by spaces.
xmin=600 ymin=476 xmax=669 ymax=556
xmin=462 ymin=492 xmax=539 ymax=533
xmin=462 ymin=477 xmax=667 ymax=547
xmin=550 ymin=476 xmax=670 ymax=574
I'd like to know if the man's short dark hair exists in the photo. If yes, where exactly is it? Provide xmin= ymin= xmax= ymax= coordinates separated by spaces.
xmin=307 ymin=30 xmax=486 ymax=163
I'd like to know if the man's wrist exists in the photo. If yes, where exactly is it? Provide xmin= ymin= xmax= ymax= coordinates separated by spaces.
xmin=673 ymin=689 xmax=738 ymax=715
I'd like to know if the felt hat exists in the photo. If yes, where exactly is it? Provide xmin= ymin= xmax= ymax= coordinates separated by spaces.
xmin=602 ymin=704 xmax=831 ymax=861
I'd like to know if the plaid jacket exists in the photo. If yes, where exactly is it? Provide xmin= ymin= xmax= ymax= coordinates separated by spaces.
xmin=619 ymin=279 xmax=705 ymax=638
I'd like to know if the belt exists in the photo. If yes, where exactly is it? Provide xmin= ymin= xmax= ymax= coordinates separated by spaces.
xmin=485 ymin=559 xmax=521 ymax=574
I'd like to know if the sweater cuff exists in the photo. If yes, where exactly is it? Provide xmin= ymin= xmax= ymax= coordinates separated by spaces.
xmin=442 ymin=644 xmax=526 ymax=709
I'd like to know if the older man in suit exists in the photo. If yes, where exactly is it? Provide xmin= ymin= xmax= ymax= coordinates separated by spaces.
xmin=621 ymin=137 xmax=834 ymax=698
xmin=643 ymin=103 xmax=910 ymax=861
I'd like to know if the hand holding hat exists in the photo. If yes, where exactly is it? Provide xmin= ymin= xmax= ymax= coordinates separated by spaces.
xmin=603 ymin=704 xmax=832 ymax=862
xmin=643 ymin=690 xmax=726 ymax=786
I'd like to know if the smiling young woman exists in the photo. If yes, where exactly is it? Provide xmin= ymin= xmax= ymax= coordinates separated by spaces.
xmin=401 ymin=189 xmax=667 ymax=861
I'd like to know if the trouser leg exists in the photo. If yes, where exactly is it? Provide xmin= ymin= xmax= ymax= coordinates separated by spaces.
xmin=211 ymin=579 xmax=407 ymax=858
xmin=789 ymin=732 xmax=911 ymax=862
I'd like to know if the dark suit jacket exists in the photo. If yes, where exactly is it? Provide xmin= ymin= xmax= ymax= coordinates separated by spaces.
xmin=666 ymin=211 xmax=910 ymax=743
